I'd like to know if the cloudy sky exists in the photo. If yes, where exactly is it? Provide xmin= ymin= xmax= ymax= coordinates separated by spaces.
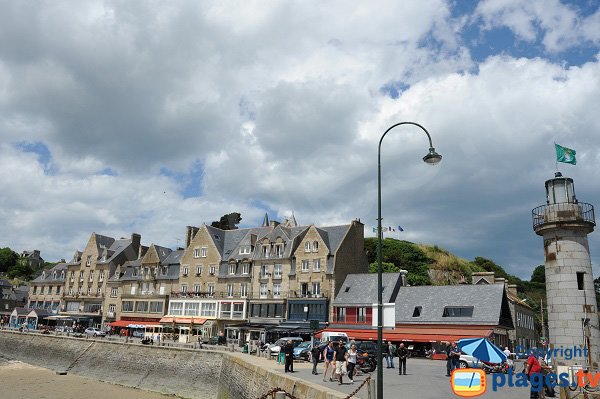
xmin=1 ymin=0 xmax=599 ymax=279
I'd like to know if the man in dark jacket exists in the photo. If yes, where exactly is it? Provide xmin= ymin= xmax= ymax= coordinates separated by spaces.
xmin=397 ymin=343 xmax=408 ymax=375
xmin=310 ymin=344 xmax=321 ymax=375
xmin=284 ymin=340 xmax=295 ymax=373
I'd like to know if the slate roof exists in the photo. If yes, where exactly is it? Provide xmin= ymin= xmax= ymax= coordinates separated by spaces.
xmin=395 ymin=284 xmax=508 ymax=325
xmin=162 ymin=249 xmax=183 ymax=266
xmin=30 ymin=263 xmax=67 ymax=283
xmin=333 ymin=273 xmax=403 ymax=305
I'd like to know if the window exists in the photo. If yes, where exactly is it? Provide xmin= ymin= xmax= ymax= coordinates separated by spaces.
xmin=86 ymin=255 xmax=91 ymax=266
xmin=184 ymin=302 xmax=199 ymax=316
xmin=273 ymin=283 xmax=281 ymax=298
xmin=33 ymin=286 xmax=37 ymax=294
xmin=132 ymin=268 xmax=139 ymax=277
xmin=196 ymin=265 xmax=202 ymax=276
xmin=302 ymin=260 xmax=309 ymax=272
xmin=130 ymin=285 xmax=137 ymax=295
xmin=227 ymin=284 xmax=234 ymax=297
xmin=169 ymin=302 xmax=183 ymax=316
xmin=122 ymin=301 xmax=134 ymax=312
xmin=181 ymin=284 xmax=188 ymax=293
xmin=274 ymin=244 xmax=283 ymax=258
xmin=68 ymin=287 xmax=73 ymax=296
xmin=70 ymin=271 xmax=75 ymax=281
xmin=149 ymin=302 xmax=163 ymax=313
xmin=274 ymin=264 xmax=282 ymax=278
xmin=412 ymin=306 xmax=422 ymax=317
xmin=200 ymin=302 xmax=216 ymax=317
xmin=193 ymin=248 xmax=200 ymax=258
xmin=87 ymin=287 xmax=92 ymax=295
xmin=313 ymin=241 xmax=319 ymax=252
xmin=228 ymin=264 xmax=236 ymax=275
xmin=312 ymin=282 xmax=321 ymax=296
xmin=201 ymin=247 xmax=207 ymax=257
xmin=239 ymin=246 xmax=251 ymax=255
xmin=577 ymin=272 xmax=585 ymax=290
xmin=183 ymin=266 xmax=189 ymax=276
xmin=260 ymin=283 xmax=268 ymax=298
xmin=207 ymin=283 xmax=215 ymax=296
xmin=261 ymin=264 xmax=269 ymax=278
xmin=209 ymin=265 xmax=217 ymax=275
xmin=52 ymin=271 xmax=56 ymax=279
xmin=56 ymin=286 xmax=61 ymax=294
xmin=108 ymin=304 xmax=116 ymax=313
xmin=136 ymin=301 xmax=149 ymax=312
xmin=305 ymin=241 xmax=311 ymax=252
xmin=241 ymin=263 xmax=250 ymax=275
xmin=442 ymin=306 xmax=474 ymax=317
xmin=313 ymin=259 xmax=320 ymax=272
xmin=233 ymin=303 xmax=244 ymax=318
xmin=194 ymin=284 xmax=201 ymax=294
xmin=301 ymin=282 xmax=309 ymax=297
xmin=79 ymin=271 xmax=84 ymax=281
xmin=97 ymin=287 xmax=102 ymax=295
xmin=60 ymin=271 xmax=65 ymax=279
xmin=262 ymin=245 xmax=270 ymax=258
xmin=335 ymin=307 xmax=346 ymax=322
xmin=111 ymin=287 xmax=118 ymax=297
xmin=99 ymin=271 xmax=104 ymax=282
xmin=240 ymin=283 xmax=248 ymax=298
xmin=357 ymin=307 xmax=367 ymax=322
xmin=89 ymin=270 xmax=94 ymax=282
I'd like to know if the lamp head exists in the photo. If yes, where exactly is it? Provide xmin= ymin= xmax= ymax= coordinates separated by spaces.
xmin=423 ymin=147 xmax=442 ymax=165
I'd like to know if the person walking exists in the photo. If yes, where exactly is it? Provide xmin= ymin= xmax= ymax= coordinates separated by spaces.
xmin=445 ymin=342 xmax=452 ymax=376
xmin=397 ymin=343 xmax=408 ymax=375
xmin=525 ymin=350 xmax=543 ymax=399
xmin=388 ymin=341 xmax=396 ymax=369
xmin=310 ymin=343 xmax=321 ymax=375
xmin=347 ymin=344 xmax=358 ymax=383
xmin=284 ymin=340 xmax=294 ymax=373
xmin=382 ymin=340 xmax=390 ymax=368
xmin=322 ymin=341 xmax=335 ymax=382
xmin=449 ymin=342 xmax=461 ymax=373
xmin=334 ymin=339 xmax=348 ymax=385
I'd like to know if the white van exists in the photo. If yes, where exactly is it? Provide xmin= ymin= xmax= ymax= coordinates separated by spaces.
xmin=320 ymin=331 xmax=348 ymax=344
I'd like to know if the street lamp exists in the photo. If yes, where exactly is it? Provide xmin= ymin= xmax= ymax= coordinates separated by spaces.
xmin=376 ymin=122 xmax=441 ymax=399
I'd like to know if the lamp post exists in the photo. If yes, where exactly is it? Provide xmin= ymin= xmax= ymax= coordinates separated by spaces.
xmin=376 ymin=122 xmax=441 ymax=399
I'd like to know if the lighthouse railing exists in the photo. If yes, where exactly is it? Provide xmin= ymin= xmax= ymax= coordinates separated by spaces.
xmin=532 ymin=202 xmax=595 ymax=229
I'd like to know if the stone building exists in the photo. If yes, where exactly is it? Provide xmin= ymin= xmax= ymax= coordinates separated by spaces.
xmin=27 ymin=262 xmax=67 ymax=313
xmin=18 ymin=250 xmax=44 ymax=270
xmin=62 ymin=232 xmax=140 ymax=326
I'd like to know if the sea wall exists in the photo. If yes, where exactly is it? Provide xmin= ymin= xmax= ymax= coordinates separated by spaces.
xmin=0 ymin=331 xmax=345 ymax=399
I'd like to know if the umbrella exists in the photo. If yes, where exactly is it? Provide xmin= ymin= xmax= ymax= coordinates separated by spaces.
xmin=458 ymin=338 xmax=507 ymax=364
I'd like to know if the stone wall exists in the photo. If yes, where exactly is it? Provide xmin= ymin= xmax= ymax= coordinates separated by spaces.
xmin=0 ymin=331 xmax=345 ymax=399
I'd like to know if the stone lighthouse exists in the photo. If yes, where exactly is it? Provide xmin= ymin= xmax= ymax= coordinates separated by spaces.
xmin=532 ymin=172 xmax=600 ymax=368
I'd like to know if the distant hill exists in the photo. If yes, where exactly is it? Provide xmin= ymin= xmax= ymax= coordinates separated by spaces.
xmin=364 ymin=237 xmax=548 ymax=313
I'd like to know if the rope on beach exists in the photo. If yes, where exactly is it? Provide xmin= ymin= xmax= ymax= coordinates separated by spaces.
xmin=256 ymin=376 xmax=372 ymax=399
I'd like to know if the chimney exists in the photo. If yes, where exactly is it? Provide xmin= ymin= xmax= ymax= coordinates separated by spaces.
xmin=131 ymin=233 xmax=141 ymax=256
xmin=399 ymin=269 xmax=408 ymax=287
xmin=494 ymin=277 xmax=506 ymax=286
xmin=185 ymin=226 xmax=199 ymax=248
xmin=507 ymin=284 xmax=518 ymax=297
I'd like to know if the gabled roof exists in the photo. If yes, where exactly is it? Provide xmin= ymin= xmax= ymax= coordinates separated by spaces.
xmin=30 ymin=263 xmax=68 ymax=283
xmin=395 ymin=284 xmax=512 ymax=326
xmin=333 ymin=273 xmax=402 ymax=305
xmin=95 ymin=234 xmax=116 ymax=253
xmin=162 ymin=249 xmax=183 ymax=266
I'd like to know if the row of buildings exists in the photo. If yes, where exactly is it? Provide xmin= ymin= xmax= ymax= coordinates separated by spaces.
xmin=19 ymin=215 xmax=538 ymax=349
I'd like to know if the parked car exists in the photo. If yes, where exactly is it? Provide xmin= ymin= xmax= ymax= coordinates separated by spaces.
xmin=293 ymin=342 xmax=312 ymax=360
xmin=84 ymin=327 xmax=106 ymax=337
xmin=458 ymin=354 xmax=483 ymax=369
xmin=267 ymin=337 xmax=303 ymax=355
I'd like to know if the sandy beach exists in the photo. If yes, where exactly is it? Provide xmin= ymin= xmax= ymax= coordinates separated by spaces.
xmin=0 ymin=359 xmax=180 ymax=399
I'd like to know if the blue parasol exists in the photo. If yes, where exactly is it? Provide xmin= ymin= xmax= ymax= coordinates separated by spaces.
xmin=457 ymin=337 xmax=507 ymax=364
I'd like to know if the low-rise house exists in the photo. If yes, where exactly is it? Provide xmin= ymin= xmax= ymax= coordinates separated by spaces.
xmin=19 ymin=250 xmax=44 ymax=270
xmin=28 ymin=262 xmax=67 ymax=313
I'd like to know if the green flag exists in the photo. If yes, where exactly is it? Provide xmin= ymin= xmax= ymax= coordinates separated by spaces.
xmin=555 ymin=143 xmax=576 ymax=165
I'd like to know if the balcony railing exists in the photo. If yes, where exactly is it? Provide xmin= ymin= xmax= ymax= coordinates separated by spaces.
xmin=532 ymin=202 xmax=595 ymax=230
xmin=288 ymin=290 xmax=328 ymax=299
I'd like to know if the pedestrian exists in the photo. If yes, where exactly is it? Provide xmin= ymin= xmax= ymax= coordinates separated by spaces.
xmin=347 ymin=343 xmax=358 ymax=383
xmin=388 ymin=341 xmax=396 ymax=369
xmin=445 ymin=342 xmax=453 ymax=376
xmin=322 ymin=341 xmax=335 ymax=382
xmin=525 ymin=350 xmax=543 ymax=399
xmin=397 ymin=343 xmax=408 ymax=375
xmin=449 ymin=342 xmax=461 ymax=372
xmin=284 ymin=340 xmax=294 ymax=373
xmin=539 ymin=357 xmax=555 ymax=398
xmin=334 ymin=339 xmax=348 ymax=385
xmin=382 ymin=340 xmax=390 ymax=368
xmin=311 ymin=343 xmax=321 ymax=375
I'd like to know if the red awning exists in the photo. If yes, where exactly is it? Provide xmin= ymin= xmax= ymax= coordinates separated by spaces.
xmin=108 ymin=320 xmax=161 ymax=328
xmin=159 ymin=317 xmax=207 ymax=325
xmin=321 ymin=325 xmax=494 ymax=343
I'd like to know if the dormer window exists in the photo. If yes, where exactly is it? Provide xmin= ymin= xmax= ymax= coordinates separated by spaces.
xmin=239 ymin=246 xmax=251 ymax=255
xmin=41 ymin=272 xmax=46 ymax=279
xmin=60 ymin=271 xmax=65 ymax=279
xmin=274 ymin=244 xmax=283 ymax=258
xmin=241 ymin=263 xmax=250 ymax=275
xmin=86 ymin=255 xmax=91 ymax=266
xmin=52 ymin=271 xmax=57 ymax=279
xmin=412 ymin=306 xmax=422 ymax=317
xmin=304 ymin=242 xmax=311 ymax=252
xmin=228 ymin=264 xmax=236 ymax=275
xmin=261 ymin=245 xmax=270 ymax=258
xmin=132 ymin=268 xmax=139 ymax=277
xmin=442 ymin=306 xmax=473 ymax=317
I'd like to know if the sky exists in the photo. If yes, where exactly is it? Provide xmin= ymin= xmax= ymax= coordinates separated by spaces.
xmin=1 ymin=0 xmax=599 ymax=280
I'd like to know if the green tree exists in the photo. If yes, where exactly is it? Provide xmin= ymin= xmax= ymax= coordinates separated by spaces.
xmin=531 ymin=265 xmax=546 ymax=284
xmin=7 ymin=262 xmax=34 ymax=280
xmin=211 ymin=212 xmax=242 ymax=230
xmin=0 ymin=247 xmax=18 ymax=273
xmin=368 ymin=262 xmax=399 ymax=273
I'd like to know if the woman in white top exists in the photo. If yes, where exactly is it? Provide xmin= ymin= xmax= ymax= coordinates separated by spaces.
xmin=347 ymin=344 xmax=358 ymax=383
